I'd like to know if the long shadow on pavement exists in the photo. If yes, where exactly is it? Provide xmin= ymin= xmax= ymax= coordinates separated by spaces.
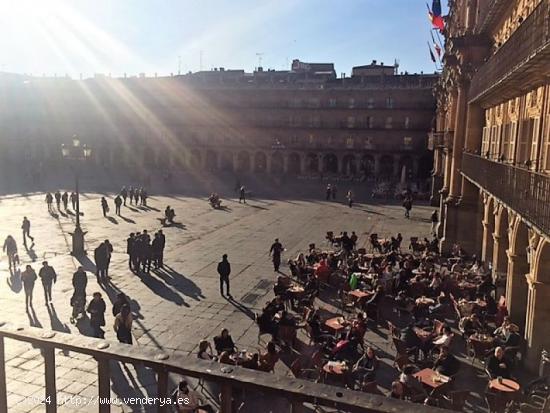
xmin=7 ymin=268 xmax=22 ymax=293
xmin=154 ymin=265 xmax=204 ymax=302
xmin=136 ymin=270 xmax=189 ymax=307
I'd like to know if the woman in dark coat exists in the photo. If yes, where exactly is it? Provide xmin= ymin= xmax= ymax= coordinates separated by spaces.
xmin=87 ymin=292 xmax=106 ymax=338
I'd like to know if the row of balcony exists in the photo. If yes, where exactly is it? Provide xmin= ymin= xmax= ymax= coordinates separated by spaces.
xmin=427 ymin=131 xmax=454 ymax=151
xmin=469 ymin=0 xmax=550 ymax=105
xmin=461 ymin=153 xmax=550 ymax=236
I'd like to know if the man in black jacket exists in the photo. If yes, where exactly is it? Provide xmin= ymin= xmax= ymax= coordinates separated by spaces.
xmin=217 ymin=254 xmax=231 ymax=297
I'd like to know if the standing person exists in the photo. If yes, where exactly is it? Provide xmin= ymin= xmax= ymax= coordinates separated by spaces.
xmin=152 ymin=232 xmax=162 ymax=269
xmin=239 ymin=185 xmax=246 ymax=204
xmin=430 ymin=210 xmax=439 ymax=237
xmin=3 ymin=235 xmax=18 ymax=273
xmin=70 ymin=192 xmax=77 ymax=210
xmin=157 ymin=230 xmax=166 ymax=268
xmin=114 ymin=195 xmax=122 ymax=216
xmin=128 ymin=187 xmax=134 ymax=205
xmin=114 ymin=304 xmax=133 ymax=345
xmin=112 ymin=292 xmax=129 ymax=317
xmin=21 ymin=265 xmax=37 ymax=309
xmin=133 ymin=232 xmax=143 ymax=272
xmin=38 ymin=261 xmax=57 ymax=304
xmin=347 ymin=190 xmax=354 ymax=208
xmin=127 ymin=233 xmax=135 ymax=271
xmin=94 ymin=242 xmax=108 ymax=282
xmin=403 ymin=196 xmax=412 ymax=219
xmin=71 ymin=267 xmax=88 ymax=323
xmin=120 ymin=186 xmax=128 ymax=206
xmin=45 ymin=192 xmax=54 ymax=212
xmin=87 ymin=292 xmax=106 ymax=338
xmin=104 ymin=240 xmax=113 ymax=278
xmin=21 ymin=216 xmax=34 ymax=246
xmin=141 ymin=189 xmax=148 ymax=206
xmin=217 ymin=254 xmax=231 ymax=297
xmin=332 ymin=184 xmax=338 ymax=200
xmin=134 ymin=188 xmax=140 ymax=205
xmin=269 ymin=238 xmax=284 ymax=272
xmin=101 ymin=197 xmax=109 ymax=217
xmin=61 ymin=191 xmax=69 ymax=211
xmin=141 ymin=238 xmax=152 ymax=273
xmin=54 ymin=191 xmax=61 ymax=210
xmin=326 ymin=184 xmax=332 ymax=200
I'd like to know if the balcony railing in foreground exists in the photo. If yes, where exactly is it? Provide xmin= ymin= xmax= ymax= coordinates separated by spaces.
xmin=0 ymin=323 xmax=446 ymax=413
xmin=469 ymin=0 xmax=550 ymax=104
xmin=461 ymin=153 xmax=550 ymax=236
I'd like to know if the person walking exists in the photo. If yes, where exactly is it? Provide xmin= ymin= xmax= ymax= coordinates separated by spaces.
xmin=114 ymin=304 xmax=133 ymax=345
xmin=87 ymin=292 xmax=106 ymax=338
xmin=431 ymin=210 xmax=439 ymax=237
xmin=3 ymin=235 xmax=18 ymax=273
xmin=127 ymin=233 xmax=135 ymax=271
xmin=101 ymin=197 xmax=109 ymax=217
xmin=54 ymin=191 xmax=61 ymax=210
xmin=141 ymin=189 xmax=148 ymax=206
xmin=346 ymin=190 xmax=354 ymax=208
xmin=121 ymin=186 xmax=128 ymax=206
xmin=112 ymin=292 xmax=130 ymax=317
xmin=325 ymin=184 xmax=332 ymax=200
xmin=70 ymin=192 xmax=77 ymax=210
xmin=71 ymin=267 xmax=88 ymax=323
xmin=133 ymin=188 xmax=140 ymax=205
xmin=158 ymin=230 xmax=166 ymax=268
xmin=21 ymin=217 xmax=34 ymax=246
xmin=141 ymin=238 xmax=152 ymax=273
xmin=269 ymin=238 xmax=284 ymax=272
xmin=217 ymin=254 xmax=231 ymax=297
xmin=104 ymin=240 xmax=113 ymax=278
xmin=38 ymin=261 xmax=57 ymax=304
xmin=94 ymin=242 xmax=108 ymax=282
xmin=332 ymin=184 xmax=338 ymax=200
xmin=61 ymin=191 xmax=69 ymax=211
xmin=45 ymin=192 xmax=54 ymax=212
xmin=403 ymin=196 xmax=413 ymax=219
xmin=239 ymin=185 xmax=246 ymax=203
xmin=114 ymin=195 xmax=122 ymax=216
xmin=128 ymin=187 xmax=134 ymax=205
xmin=21 ymin=265 xmax=37 ymax=309
xmin=152 ymin=232 xmax=163 ymax=269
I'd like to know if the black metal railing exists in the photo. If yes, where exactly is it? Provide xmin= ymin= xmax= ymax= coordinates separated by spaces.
xmin=469 ymin=0 xmax=550 ymax=102
xmin=461 ymin=153 xmax=550 ymax=236
xmin=0 ymin=323 xmax=447 ymax=413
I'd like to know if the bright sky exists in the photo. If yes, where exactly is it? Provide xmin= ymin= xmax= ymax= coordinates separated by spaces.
xmin=0 ymin=0 xmax=448 ymax=78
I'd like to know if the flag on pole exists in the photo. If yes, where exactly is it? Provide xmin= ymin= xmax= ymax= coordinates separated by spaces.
xmin=434 ymin=43 xmax=442 ymax=58
xmin=428 ymin=42 xmax=436 ymax=63
xmin=427 ymin=1 xmax=445 ymax=31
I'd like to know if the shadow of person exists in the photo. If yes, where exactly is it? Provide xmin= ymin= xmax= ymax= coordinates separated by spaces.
xmin=47 ymin=303 xmax=71 ymax=334
xmin=25 ymin=244 xmax=38 ymax=262
xmin=49 ymin=211 xmax=59 ymax=219
xmin=66 ymin=209 xmax=75 ymax=216
xmin=106 ymin=216 xmax=119 ymax=225
xmin=226 ymin=296 xmax=256 ymax=320
xmin=136 ymin=270 xmax=188 ymax=307
xmin=7 ymin=268 xmax=22 ymax=293
xmin=218 ymin=206 xmax=232 ymax=213
xmin=26 ymin=305 xmax=42 ymax=328
xmin=58 ymin=210 xmax=68 ymax=218
xmin=155 ymin=265 xmax=205 ymax=302
xmin=126 ymin=206 xmax=141 ymax=213
xmin=110 ymin=361 xmax=148 ymax=403
xmin=76 ymin=255 xmax=97 ymax=274
xmin=119 ymin=215 xmax=136 ymax=224
xmin=165 ymin=221 xmax=186 ymax=230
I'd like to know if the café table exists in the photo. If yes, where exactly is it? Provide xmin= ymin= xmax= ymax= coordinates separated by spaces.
xmin=288 ymin=285 xmax=305 ymax=296
xmin=230 ymin=351 xmax=254 ymax=366
xmin=415 ymin=297 xmax=435 ymax=306
xmin=322 ymin=361 xmax=349 ymax=384
xmin=414 ymin=368 xmax=450 ymax=392
xmin=349 ymin=289 xmax=372 ymax=305
xmin=324 ymin=317 xmax=347 ymax=334
xmin=489 ymin=378 xmax=520 ymax=393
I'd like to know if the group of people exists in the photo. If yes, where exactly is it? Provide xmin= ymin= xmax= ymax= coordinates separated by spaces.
xmin=324 ymin=184 xmax=354 ymax=208
xmin=93 ymin=240 xmax=114 ymax=282
xmin=126 ymin=230 xmax=166 ymax=273
xmin=100 ymin=186 xmax=149 ymax=217
xmin=45 ymin=190 xmax=78 ymax=213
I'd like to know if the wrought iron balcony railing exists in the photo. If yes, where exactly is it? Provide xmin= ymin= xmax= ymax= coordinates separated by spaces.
xmin=461 ymin=153 xmax=550 ymax=236
xmin=0 ymin=323 xmax=447 ymax=413
xmin=427 ymin=131 xmax=453 ymax=151
xmin=469 ymin=0 xmax=550 ymax=104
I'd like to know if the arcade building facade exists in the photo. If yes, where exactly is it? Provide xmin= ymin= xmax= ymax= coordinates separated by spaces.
xmin=431 ymin=0 xmax=550 ymax=370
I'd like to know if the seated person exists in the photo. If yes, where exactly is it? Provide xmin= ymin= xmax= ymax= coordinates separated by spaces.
xmin=273 ymin=276 xmax=291 ymax=297
xmin=400 ymin=323 xmax=422 ymax=350
xmin=218 ymin=351 xmax=233 ymax=365
xmin=352 ymin=347 xmax=378 ymax=383
xmin=428 ymin=295 xmax=448 ymax=316
xmin=433 ymin=346 xmax=460 ymax=376
xmin=208 ymin=193 xmax=221 ymax=208
xmin=307 ymin=312 xmax=332 ymax=344
xmin=486 ymin=346 xmax=511 ymax=379
xmin=364 ymin=286 xmax=384 ymax=317
xmin=348 ymin=312 xmax=367 ymax=342
xmin=258 ymin=341 xmax=279 ymax=372
xmin=460 ymin=313 xmax=483 ymax=337
xmin=240 ymin=353 xmax=259 ymax=370
xmin=304 ymin=275 xmax=320 ymax=296
xmin=432 ymin=326 xmax=453 ymax=348
xmin=395 ymin=290 xmax=414 ymax=312
xmin=493 ymin=316 xmax=512 ymax=340
xmin=389 ymin=380 xmax=405 ymax=400
xmin=314 ymin=258 xmax=331 ymax=283
xmin=399 ymin=365 xmax=427 ymax=400
xmin=331 ymin=333 xmax=356 ymax=361
xmin=197 ymin=340 xmax=217 ymax=361
xmin=497 ymin=323 xmax=521 ymax=348
xmin=213 ymin=329 xmax=237 ymax=354
xmin=172 ymin=379 xmax=214 ymax=413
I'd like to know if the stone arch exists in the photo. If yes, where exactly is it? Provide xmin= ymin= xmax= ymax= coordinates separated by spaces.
xmin=379 ymin=155 xmax=393 ymax=177
xmin=506 ymin=217 xmax=530 ymax=331
xmin=205 ymin=150 xmax=218 ymax=171
xmin=237 ymin=151 xmax=251 ymax=173
xmin=306 ymin=153 xmax=319 ymax=173
xmin=493 ymin=206 xmax=510 ymax=280
xmin=288 ymin=153 xmax=301 ymax=174
xmin=254 ymin=151 xmax=267 ymax=173
xmin=533 ymin=239 xmax=550 ymax=284
xmin=342 ymin=154 xmax=357 ymax=175
xmin=360 ymin=155 xmax=375 ymax=176
xmin=271 ymin=152 xmax=284 ymax=174
xmin=482 ymin=196 xmax=496 ymax=264
xmin=220 ymin=151 xmax=233 ymax=171
xmin=322 ymin=153 xmax=338 ymax=174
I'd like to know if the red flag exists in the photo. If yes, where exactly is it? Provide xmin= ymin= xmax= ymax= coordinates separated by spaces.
xmin=434 ymin=43 xmax=441 ymax=58
xmin=427 ymin=3 xmax=445 ymax=31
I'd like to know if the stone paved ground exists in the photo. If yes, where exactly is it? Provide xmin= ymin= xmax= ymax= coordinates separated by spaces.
xmin=0 ymin=181 xmax=494 ymax=412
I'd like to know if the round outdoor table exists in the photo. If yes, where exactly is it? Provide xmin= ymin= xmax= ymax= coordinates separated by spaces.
xmin=288 ymin=285 xmax=305 ymax=297
xmin=489 ymin=378 xmax=520 ymax=393
xmin=324 ymin=317 xmax=347 ymax=334
xmin=323 ymin=361 xmax=348 ymax=375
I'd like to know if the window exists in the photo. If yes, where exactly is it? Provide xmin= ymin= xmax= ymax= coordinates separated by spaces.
xmin=346 ymin=137 xmax=354 ymax=149
xmin=404 ymin=116 xmax=410 ymax=129
xmin=367 ymin=98 xmax=375 ymax=109
xmin=347 ymin=116 xmax=355 ymax=128
xmin=385 ymin=117 xmax=393 ymax=129
xmin=403 ymin=136 xmax=412 ymax=147
xmin=329 ymin=98 xmax=337 ymax=108
xmin=386 ymin=96 xmax=394 ymax=108
xmin=348 ymin=98 xmax=355 ymax=108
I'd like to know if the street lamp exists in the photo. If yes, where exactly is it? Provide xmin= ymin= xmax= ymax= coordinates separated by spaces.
xmin=61 ymin=135 xmax=92 ymax=256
